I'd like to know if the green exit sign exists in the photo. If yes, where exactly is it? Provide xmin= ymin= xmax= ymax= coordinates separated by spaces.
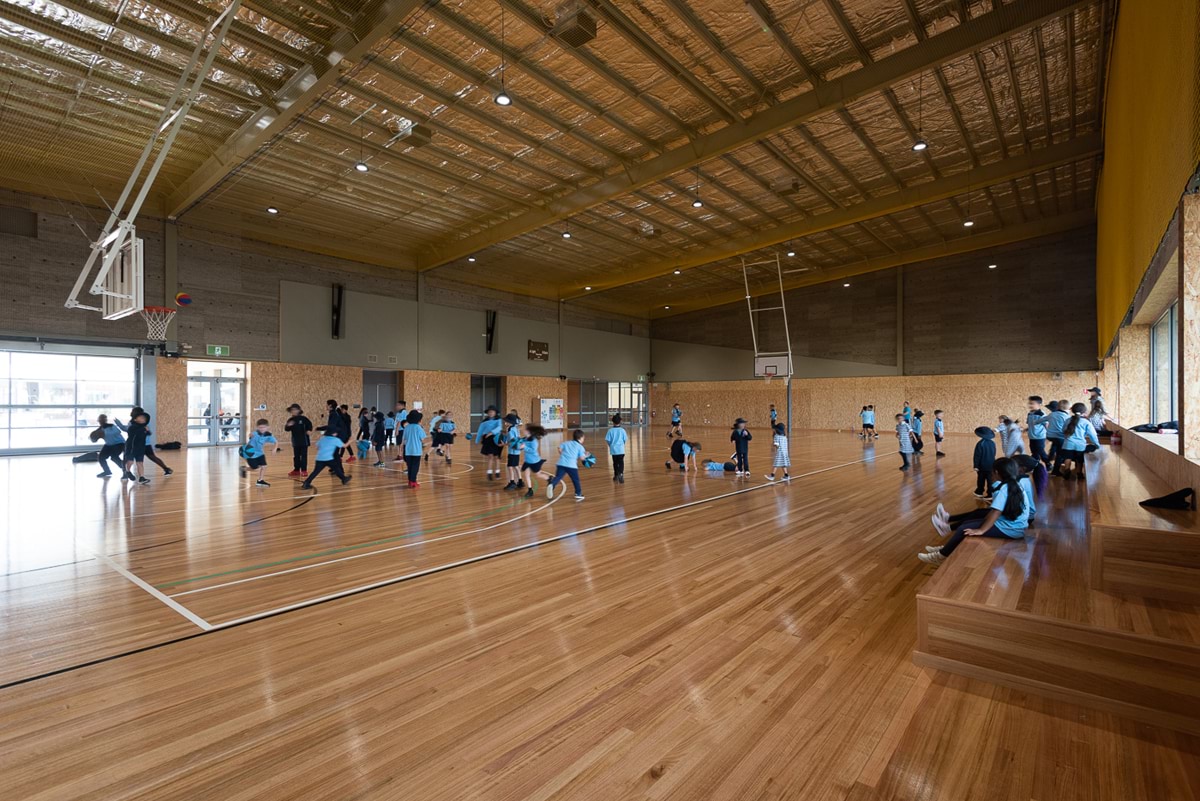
xmin=206 ymin=344 xmax=231 ymax=357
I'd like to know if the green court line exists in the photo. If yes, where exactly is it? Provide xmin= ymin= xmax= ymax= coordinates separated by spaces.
xmin=156 ymin=496 xmax=531 ymax=590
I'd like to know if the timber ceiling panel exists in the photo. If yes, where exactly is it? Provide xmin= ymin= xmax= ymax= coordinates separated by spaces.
xmin=0 ymin=0 xmax=1113 ymax=315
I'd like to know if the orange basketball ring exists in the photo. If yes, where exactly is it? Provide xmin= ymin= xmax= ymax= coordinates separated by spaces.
xmin=140 ymin=305 xmax=177 ymax=341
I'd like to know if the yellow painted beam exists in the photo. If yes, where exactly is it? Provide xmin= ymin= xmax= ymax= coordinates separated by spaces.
xmin=414 ymin=0 xmax=1093 ymax=271
xmin=566 ymin=135 xmax=1101 ymax=299
xmin=647 ymin=210 xmax=1096 ymax=318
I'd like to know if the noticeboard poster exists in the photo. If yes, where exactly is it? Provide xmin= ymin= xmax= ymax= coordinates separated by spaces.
xmin=539 ymin=398 xmax=564 ymax=430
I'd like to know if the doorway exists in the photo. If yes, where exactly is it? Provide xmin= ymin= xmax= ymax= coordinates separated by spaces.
xmin=363 ymin=370 xmax=398 ymax=413
xmin=470 ymin=374 xmax=502 ymax=431
xmin=566 ymin=380 xmax=647 ymax=428
xmin=186 ymin=361 xmax=246 ymax=446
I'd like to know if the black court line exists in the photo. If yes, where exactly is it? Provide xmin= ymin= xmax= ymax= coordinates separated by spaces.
xmin=242 ymin=492 xmax=316 ymax=527
xmin=0 ymin=451 xmax=893 ymax=691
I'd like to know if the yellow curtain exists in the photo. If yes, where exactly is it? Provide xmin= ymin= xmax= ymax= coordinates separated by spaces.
xmin=1096 ymin=0 xmax=1200 ymax=356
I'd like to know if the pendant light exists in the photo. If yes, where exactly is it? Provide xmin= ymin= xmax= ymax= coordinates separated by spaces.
xmin=912 ymin=72 xmax=928 ymax=152
xmin=494 ymin=4 xmax=512 ymax=106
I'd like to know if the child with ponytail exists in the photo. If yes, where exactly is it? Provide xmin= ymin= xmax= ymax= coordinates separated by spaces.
xmin=919 ymin=458 xmax=1031 ymax=565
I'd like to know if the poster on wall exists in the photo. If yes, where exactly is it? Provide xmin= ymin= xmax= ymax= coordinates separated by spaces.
xmin=539 ymin=398 xmax=564 ymax=430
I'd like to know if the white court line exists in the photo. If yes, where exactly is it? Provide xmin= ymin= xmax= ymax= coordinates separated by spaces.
xmin=93 ymin=552 xmax=212 ymax=631
xmin=84 ymin=463 xmax=477 ymax=524
xmin=205 ymin=450 xmax=896 ymax=631
xmin=171 ymin=482 xmax=567 ymax=597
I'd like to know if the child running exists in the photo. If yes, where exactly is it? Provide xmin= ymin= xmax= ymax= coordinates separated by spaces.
xmin=435 ymin=412 xmax=456 ymax=464
xmin=731 ymin=418 xmax=752 ymax=475
xmin=92 ymin=414 xmax=125 ymax=478
xmin=998 ymin=415 xmax=1024 ymax=457
xmin=300 ymin=433 xmax=352 ymax=489
xmin=401 ymin=410 xmax=427 ymax=487
xmin=123 ymin=406 xmax=173 ymax=476
xmin=371 ymin=410 xmax=388 ymax=467
xmin=668 ymin=403 xmax=683 ymax=439
xmin=285 ymin=404 xmax=313 ymax=478
xmin=502 ymin=414 xmax=524 ymax=491
xmin=546 ymin=429 xmax=591 ymax=502
xmin=918 ymin=457 xmax=1031 ymax=565
xmin=765 ymin=422 xmax=790 ymax=481
xmin=123 ymin=411 xmax=152 ymax=485
xmin=605 ymin=414 xmax=628 ymax=484
xmin=520 ymin=424 xmax=551 ymax=499
xmin=240 ymin=418 xmax=277 ymax=487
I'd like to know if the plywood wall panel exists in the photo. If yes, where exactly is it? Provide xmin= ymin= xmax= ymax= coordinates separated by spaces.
xmin=504 ymin=375 xmax=566 ymax=422
xmin=402 ymin=370 xmax=471 ymax=423
xmin=155 ymin=357 xmax=188 ymax=445
xmin=653 ymin=369 xmax=1103 ymax=435
xmin=248 ymin=362 xmax=362 ymax=433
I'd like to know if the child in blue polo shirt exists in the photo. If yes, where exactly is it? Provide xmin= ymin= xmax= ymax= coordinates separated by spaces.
xmin=240 ymin=419 xmax=277 ymax=487
xmin=521 ymin=424 xmax=552 ymax=499
xmin=547 ymin=429 xmax=592 ymax=501
xmin=300 ymin=433 xmax=352 ymax=489
xmin=604 ymin=414 xmax=628 ymax=484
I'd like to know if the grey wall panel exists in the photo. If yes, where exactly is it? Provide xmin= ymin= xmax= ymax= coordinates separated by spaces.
xmin=418 ymin=304 xmax=561 ymax=376
xmin=562 ymin=327 xmax=650 ymax=380
xmin=280 ymin=281 xmax=419 ymax=367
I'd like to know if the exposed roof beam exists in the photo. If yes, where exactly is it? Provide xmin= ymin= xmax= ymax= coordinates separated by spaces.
xmin=648 ymin=210 xmax=1094 ymax=318
xmin=564 ymin=134 xmax=1100 ymax=297
xmin=414 ymin=0 xmax=1092 ymax=270
xmin=165 ymin=0 xmax=433 ymax=219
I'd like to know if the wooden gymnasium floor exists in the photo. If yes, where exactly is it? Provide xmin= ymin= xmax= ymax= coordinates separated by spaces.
xmin=1 ymin=427 xmax=1198 ymax=800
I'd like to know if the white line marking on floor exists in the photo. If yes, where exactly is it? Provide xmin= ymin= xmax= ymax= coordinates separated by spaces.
xmin=205 ymin=451 xmax=894 ymax=631
xmin=93 ymin=552 xmax=212 ymax=631
xmin=171 ymin=484 xmax=566 ymax=597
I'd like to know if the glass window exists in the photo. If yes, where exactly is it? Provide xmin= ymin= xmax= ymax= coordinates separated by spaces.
xmin=0 ymin=351 xmax=138 ymax=454
xmin=1150 ymin=305 xmax=1177 ymax=423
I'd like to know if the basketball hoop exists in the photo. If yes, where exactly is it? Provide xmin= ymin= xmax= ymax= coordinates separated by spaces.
xmin=763 ymin=369 xmax=776 ymax=384
xmin=140 ymin=305 xmax=177 ymax=341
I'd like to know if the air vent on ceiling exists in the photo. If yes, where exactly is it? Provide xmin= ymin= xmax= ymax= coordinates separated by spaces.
xmin=401 ymin=124 xmax=433 ymax=148
xmin=553 ymin=5 xmax=597 ymax=47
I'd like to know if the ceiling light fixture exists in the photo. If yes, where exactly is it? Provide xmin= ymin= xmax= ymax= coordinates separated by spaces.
xmin=266 ymin=206 xmax=279 ymax=214
xmin=664 ymin=305 xmax=670 ymax=309
xmin=562 ymin=219 xmax=571 ymax=239
xmin=962 ymin=219 xmax=974 ymax=228
xmin=786 ymin=244 xmax=796 ymax=257
xmin=494 ymin=3 xmax=512 ymax=107
xmin=584 ymin=286 xmax=592 ymax=291
xmin=843 ymin=282 xmax=851 ymax=287
xmin=691 ymin=167 xmax=703 ymax=208
xmin=355 ymin=121 xmax=369 ymax=172
xmin=912 ymin=71 xmax=928 ymax=152
xmin=468 ymin=256 xmax=476 ymax=262
xmin=673 ymin=269 xmax=681 ymax=274
xmin=988 ymin=263 xmax=997 ymax=269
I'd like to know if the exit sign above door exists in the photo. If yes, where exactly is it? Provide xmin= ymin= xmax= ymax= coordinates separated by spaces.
xmin=206 ymin=344 xmax=231 ymax=357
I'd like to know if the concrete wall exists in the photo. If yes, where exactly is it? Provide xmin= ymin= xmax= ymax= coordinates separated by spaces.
xmin=650 ymin=229 xmax=1100 ymax=376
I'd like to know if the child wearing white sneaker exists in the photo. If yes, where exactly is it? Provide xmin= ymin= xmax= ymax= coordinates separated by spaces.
xmin=547 ymin=429 xmax=591 ymax=501
xmin=765 ymin=423 xmax=790 ymax=481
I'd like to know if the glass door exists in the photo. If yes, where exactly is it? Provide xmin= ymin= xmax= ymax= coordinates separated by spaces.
xmin=469 ymin=375 xmax=502 ymax=431
xmin=186 ymin=361 xmax=246 ymax=446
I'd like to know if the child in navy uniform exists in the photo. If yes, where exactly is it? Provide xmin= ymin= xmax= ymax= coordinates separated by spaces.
xmin=666 ymin=435 xmax=700 ymax=472
xmin=912 ymin=410 xmax=925 ymax=454
xmin=123 ymin=411 xmax=152 ymax=484
xmin=285 ymin=404 xmax=313 ymax=477
xmin=972 ymin=426 xmax=997 ymax=498
xmin=933 ymin=410 xmax=946 ymax=458
xmin=241 ymin=419 xmax=277 ymax=487
xmin=301 ymin=433 xmax=352 ymax=488
xmin=730 ymin=418 xmax=752 ymax=475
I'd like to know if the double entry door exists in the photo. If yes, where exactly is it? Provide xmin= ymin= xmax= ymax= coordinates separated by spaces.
xmin=187 ymin=376 xmax=245 ymax=446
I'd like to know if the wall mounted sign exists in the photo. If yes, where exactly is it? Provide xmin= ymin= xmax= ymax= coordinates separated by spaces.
xmin=528 ymin=340 xmax=549 ymax=361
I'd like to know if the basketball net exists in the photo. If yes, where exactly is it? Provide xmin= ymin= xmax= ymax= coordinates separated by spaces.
xmin=763 ymin=370 xmax=776 ymax=384
xmin=140 ymin=305 xmax=177 ymax=340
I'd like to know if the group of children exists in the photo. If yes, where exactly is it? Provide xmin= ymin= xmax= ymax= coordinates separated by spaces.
xmin=90 ymin=407 xmax=174 ymax=484
xmin=916 ymin=389 xmax=1107 ymax=567
xmin=664 ymin=412 xmax=793 ymax=481
xmin=883 ymin=404 xmax=946 ymax=470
